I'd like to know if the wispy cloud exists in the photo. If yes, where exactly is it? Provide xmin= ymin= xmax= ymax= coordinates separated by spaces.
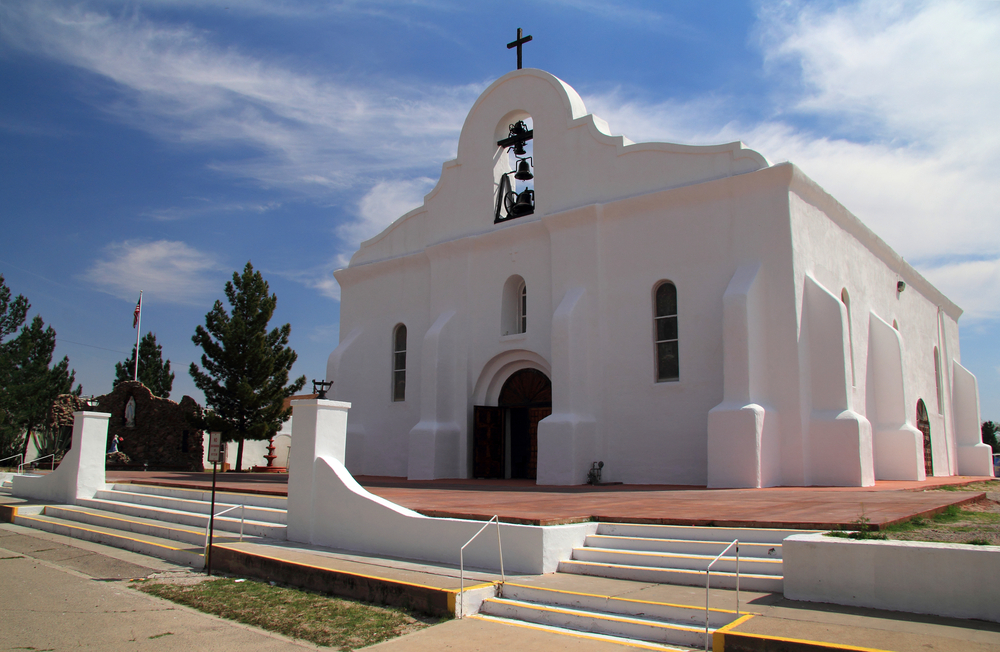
xmin=141 ymin=200 xmax=283 ymax=222
xmin=81 ymin=240 xmax=225 ymax=305
xmin=0 ymin=2 xmax=482 ymax=196
xmin=339 ymin=177 xmax=436 ymax=257
xmin=585 ymin=0 xmax=1000 ymax=270
xmin=918 ymin=257 xmax=1000 ymax=322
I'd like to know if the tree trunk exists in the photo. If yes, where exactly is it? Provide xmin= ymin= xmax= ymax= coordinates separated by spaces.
xmin=235 ymin=437 xmax=245 ymax=472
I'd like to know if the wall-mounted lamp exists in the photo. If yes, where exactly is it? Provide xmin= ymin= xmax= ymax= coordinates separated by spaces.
xmin=897 ymin=280 xmax=906 ymax=293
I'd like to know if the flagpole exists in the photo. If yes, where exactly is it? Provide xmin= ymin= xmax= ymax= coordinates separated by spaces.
xmin=133 ymin=290 xmax=142 ymax=382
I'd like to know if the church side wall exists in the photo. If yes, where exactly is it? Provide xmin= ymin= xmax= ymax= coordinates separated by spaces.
xmin=787 ymin=175 xmax=962 ymax=479
xmin=331 ymin=253 xmax=430 ymax=477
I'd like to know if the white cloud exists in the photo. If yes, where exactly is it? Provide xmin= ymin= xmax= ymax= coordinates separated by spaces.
xmin=918 ymin=257 xmax=1000 ymax=322
xmin=340 ymin=178 xmax=436 ymax=253
xmin=81 ymin=240 xmax=225 ymax=305
xmin=0 ymin=2 xmax=481 ymax=195
xmin=585 ymin=0 xmax=1000 ymax=285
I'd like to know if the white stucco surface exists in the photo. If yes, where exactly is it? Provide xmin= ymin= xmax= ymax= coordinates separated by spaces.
xmin=12 ymin=411 xmax=109 ymax=502
xmin=285 ymin=398 xmax=595 ymax=573
xmin=784 ymin=532 xmax=1000 ymax=623
xmin=327 ymin=68 xmax=979 ymax=488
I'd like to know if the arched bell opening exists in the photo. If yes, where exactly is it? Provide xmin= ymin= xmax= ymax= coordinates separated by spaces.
xmin=472 ymin=368 xmax=551 ymax=480
xmin=493 ymin=112 xmax=534 ymax=223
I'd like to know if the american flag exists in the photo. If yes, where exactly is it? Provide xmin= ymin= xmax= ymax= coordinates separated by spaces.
xmin=133 ymin=297 xmax=141 ymax=328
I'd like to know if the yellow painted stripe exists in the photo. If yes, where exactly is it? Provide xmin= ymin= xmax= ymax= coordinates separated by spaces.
xmin=723 ymin=629 xmax=895 ymax=652
xmin=55 ymin=507 xmax=205 ymax=536
xmin=563 ymin=560 xmax=777 ymax=578
xmin=502 ymin=582 xmax=742 ymax=615
xmin=578 ymin=547 xmax=782 ymax=564
xmin=715 ymin=613 xmax=755 ymax=633
xmin=16 ymin=515 xmax=198 ymax=554
xmin=213 ymin=543 xmax=496 ymax=594
xmin=123 ymin=483 xmax=287 ymax=501
xmin=467 ymin=614 xmax=683 ymax=651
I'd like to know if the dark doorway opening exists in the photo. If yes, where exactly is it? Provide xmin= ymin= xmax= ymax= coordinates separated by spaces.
xmin=473 ymin=369 xmax=551 ymax=480
xmin=917 ymin=398 xmax=933 ymax=476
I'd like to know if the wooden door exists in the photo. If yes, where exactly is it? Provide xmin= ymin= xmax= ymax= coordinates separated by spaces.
xmin=473 ymin=406 xmax=505 ymax=479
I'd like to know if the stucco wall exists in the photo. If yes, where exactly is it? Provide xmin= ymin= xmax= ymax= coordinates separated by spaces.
xmin=784 ymin=532 xmax=1000 ymax=623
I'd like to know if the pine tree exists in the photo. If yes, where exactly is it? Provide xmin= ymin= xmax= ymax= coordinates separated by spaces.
xmin=114 ymin=332 xmax=174 ymax=398
xmin=189 ymin=262 xmax=305 ymax=471
xmin=0 ymin=276 xmax=81 ymax=461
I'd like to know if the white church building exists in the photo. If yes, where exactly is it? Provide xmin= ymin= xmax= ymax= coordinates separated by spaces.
xmin=327 ymin=69 xmax=992 ymax=488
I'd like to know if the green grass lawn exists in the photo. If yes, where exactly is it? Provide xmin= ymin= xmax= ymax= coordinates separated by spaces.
xmin=135 ymin=577 xmax=434 ymax=650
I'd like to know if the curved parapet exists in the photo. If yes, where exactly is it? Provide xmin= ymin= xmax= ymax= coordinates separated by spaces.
xmin=350 ymin=69 xmax=769 ymax=268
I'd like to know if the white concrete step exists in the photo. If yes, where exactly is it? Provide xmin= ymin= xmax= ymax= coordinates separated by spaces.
xmin=558 ymin=559 xmax=783 ymax=592
xmin=585 ymin=534 xmax=783 ymax=559
xmin=13 ymin=511 xmax=205 ymax=568
xmin=93 ymin=488 xmax=287 ymax=525
xmin=571 ymin=546 xmax=783 ymax=575
xmin=469 ymin=613 xmax=689 ymax=651
xmin=76 ymin=496 xmax=287 ymax=539
xmin=114 ymin=483 xmax=288 ymax=511
xmin=42 ymin=505 xmax=261 ymax=547
xmin=500 ymin=583 xmax=735 ymax=629
xmin=481 ymin=598 xmax=710 ymax=649
xmin=595 ymin=523 xmax=813 ymax=545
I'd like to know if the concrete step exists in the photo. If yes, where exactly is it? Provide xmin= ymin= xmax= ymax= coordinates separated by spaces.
xmin=585 ymin=534 xmax=783 ymax=559
xmin=114 ymin=483 xmax=288 ymax=510
xmin=469 ymin=613 xmax=690 ymax=651
xmin=571 ymin=546 xmax=783 ymax=575
xmin=479 ymin=597 xmax=710 ymax=649
xmin=500 ymin=582 xmax=736 ymax=629
xmin=93 ymin=488 xmax=287 ymax=525
xmin=12 ymin=511 xmax=206 ymax=567
xmin=76 ymin=496 xmax=287 ymax=539
xmin=595 ymin=523 xmax=813 ymax=545
xmin=42 ymin=505 xmax=261 ymax=547
xmin=558 ymin=559 xmax=783 ymax=592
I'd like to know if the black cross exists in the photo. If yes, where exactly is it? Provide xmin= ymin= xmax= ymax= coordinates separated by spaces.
xmin=507 ymin=28 xmax=532 ymax=70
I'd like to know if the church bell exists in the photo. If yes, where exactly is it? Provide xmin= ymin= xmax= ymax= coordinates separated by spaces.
xmin=509 ymin=188 xmax=534 ymax=217
xmin=514 ymin=157 xmax=533 ymax=181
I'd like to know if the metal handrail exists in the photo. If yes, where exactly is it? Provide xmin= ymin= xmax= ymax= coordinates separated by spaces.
xmin=0 ymin=453 xmax=23 ymax=469
xmin=705 ymin=539 xmax=739 ymax=650
xmin=19 ymin=454 xmax=55 ymax=474
xmin=203 ymin=504 xmax=245 ymax=549
xmin=458 ymin=515 xmax=505 ymax=619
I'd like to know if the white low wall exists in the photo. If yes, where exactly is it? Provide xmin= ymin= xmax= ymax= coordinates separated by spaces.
xmin=784 ymin=532 xmax=1000 ymax=623
xmin=285 ymin=398 xmax=595 ymax=574
xmin=11 ymin=411 xmax=109 ymax=503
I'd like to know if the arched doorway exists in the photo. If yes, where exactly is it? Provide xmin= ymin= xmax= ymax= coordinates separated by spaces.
xmin=917 ymin=399 xmax=933 ymax=476
xmin=472 ymin=369 xmax=551 ymax=479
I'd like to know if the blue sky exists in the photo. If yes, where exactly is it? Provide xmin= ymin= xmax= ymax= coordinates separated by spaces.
xmin=1 ymin=0 xmax=998 ymax=421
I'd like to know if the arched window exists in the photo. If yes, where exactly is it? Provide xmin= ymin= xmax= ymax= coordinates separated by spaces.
xmin=519 ymin=282 xmax=527 ymax=334
xmin=654 ymin=282 xmax=679 ymax=382
xmin=934 ymin=347 xmax=943 ymax=414
xmin=841 ymin=288 xmax=855 ymax=387
xmin=392 ymin=324 xmax=407 ymax=402
xmin=501 ymin=275 xmax=526 ymax=335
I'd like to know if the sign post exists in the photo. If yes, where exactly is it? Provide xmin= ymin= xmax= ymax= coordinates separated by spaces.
xmin=205 ymin=432 xmax=222 ymax=575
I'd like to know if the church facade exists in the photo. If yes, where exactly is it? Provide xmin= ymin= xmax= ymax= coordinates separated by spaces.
xmin=327 ymin=69 xmax=992 ymax=487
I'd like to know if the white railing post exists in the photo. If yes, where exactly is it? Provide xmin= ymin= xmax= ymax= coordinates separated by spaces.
xmin=705 ymin=539 xmax=739 ymax=651
xmin=458 ymin=515 xmax=504 ymax=619
xmin=204 ymin=504 xmax=245 ymax=550
xmin=0 ymin=453 xmax=23 ymax=470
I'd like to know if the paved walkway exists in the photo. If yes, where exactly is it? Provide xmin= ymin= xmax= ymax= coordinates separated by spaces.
xmin=104 ymin=471 xmax=993 ymax=528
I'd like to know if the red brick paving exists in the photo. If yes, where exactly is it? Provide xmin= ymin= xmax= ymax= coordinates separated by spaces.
xmin=105 ymin=470 xmax=996 ymax=530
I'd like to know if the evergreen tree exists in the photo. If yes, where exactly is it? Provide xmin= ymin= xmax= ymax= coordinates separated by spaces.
xmin=189 ymin=262 xmax=305 ymax=471
xmin=114 ymin=332 xmax=174 ymax=398
xmin=983 ymin=421 xmax=1000 ymax=454
xmin=0 ymin=275 xmax=80 ymax=460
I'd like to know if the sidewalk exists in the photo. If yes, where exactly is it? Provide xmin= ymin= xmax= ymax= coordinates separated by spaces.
xmin=0 ymin=522 xmax=322 ymax=652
